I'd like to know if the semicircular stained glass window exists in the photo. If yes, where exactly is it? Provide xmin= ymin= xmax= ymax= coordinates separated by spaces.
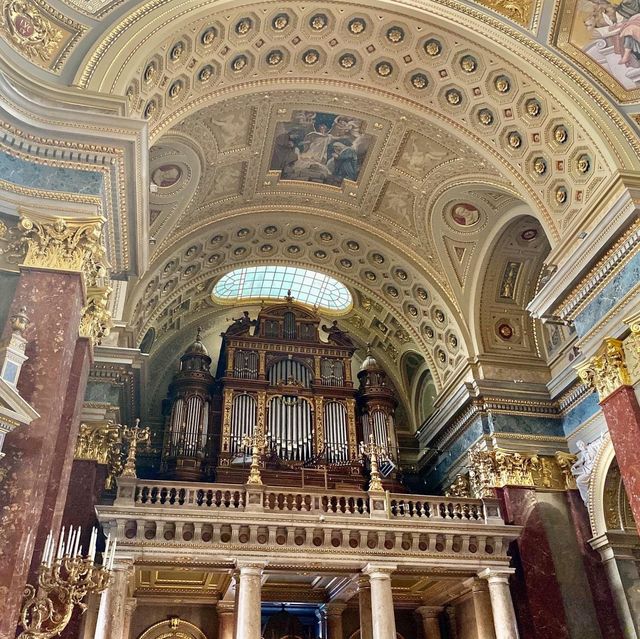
xmin=213 ymin=266 xmax=352 ymax=312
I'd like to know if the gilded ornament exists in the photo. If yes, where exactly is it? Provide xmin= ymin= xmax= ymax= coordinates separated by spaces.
xmin=445 ymin=474 xmax=471 ymax=498
xmin=555 ymin=186 xmax=568 ymax=204
xmin=348 ymin=18 xmax=366 ymax=34
xmin=553 ymin=125 xmax=569 ymax=144
xmin=554 ymin=451 xmax=578 ymax=490
xmin=79 ymin=284 xmax=112 ymax=346
xmin=120 ymin=419 xmax=151 ymax=479
xmin=437 ymin=349 xmax=446 ymax=363
xmin=267 ymin=50 xmax=283 ymax=66
xmin=525 ymin=98 xmax=541 ymax=117
xmin=435 ymin=309 xmax=445 ymax=323
xmin=577 ymin=155 xmax=591 ymax=174
xmin=346 ymin=240 xmax=359 ymax=250
xmin=302 ymin=49 xmax=320 ymax=65
xmin=411 ymin=73 xmax=428 ymax=89
xmin=170 ymin=42 xmax=184 ymax=62
xmin=168 ymin=80 xmax=182 ymax=98
xmin=446 ymin=88 xmax=462 ymax=105
xmin=478 ymin=109 xmax=494 ymax=125
xmin=494 ymin=75 xmax=511 ymax=93
xmin=408 ymin=305 xmax=418 ymax=317
xmin=424 ymin=38 xmax=442 ymax=56
xmin=386 ymin=26 xmax=404 ymax=43
xmin=386 ymin=286 xmax=399 ymax=297
xmin=508 ymin=131 xmax=522 ymax=148
xmin=340 ymin=258 xmax=352 ymax=268
xmin=272 ymin=13 xmax=289 ymax=30
xmin=200 ymin=27 xmax=216 ymax=46
xmin=232 ymin=55 xmax=247 ymax=71
xmin=309 ymin=13 xmax=327 ymax=30
xmin=198 ymin=65 xmax=213 ymax=82
xmin=314 ymin=249 xmax=326 ymax=259
xmin=460 ymin=55 xmax=478 ymax=73
xmin=339 ymin=53 xmax=356 ymax=69
xmin=533 ymin=157 xmax=547 ymax=175
xmin=448 ymin=334 xmax=458 ymax=348
xmin=235 ymin=18 xmax=252 ymax=35
xmin=471 ymin=0 xmax=532 ymax=27
xmin=74 ymin=422 xmax=123 ymax=487
xmin=424 ymin=325 xmax=434 ymax=339
xmin=143 ymin=61 xmax=156 ymax=84
xmin=417 ymin=287 xmax=428 ymax=300
xmin=395 ymin=268 xmax=408 ymax=280
xmin=144 ymin=100 xmax=157 ymax=119
xmin=2 ymin=0 xmax=64 ymax=64
xmin=3 ymin=214 xmax=107 ymax=279
xmin=577 ymin=338 xmax=631 ymax=401
xmin=376 ymin=61 xmax=393 ymax=77
xmin=364 ymin=271 xmax=376 ymax=281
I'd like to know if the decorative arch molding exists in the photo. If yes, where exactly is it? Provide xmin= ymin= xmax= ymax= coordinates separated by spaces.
xmin=587 ymin=431 xmax=636 ymax=538
xmin=138 ymin=617 xmax=208 ymax=639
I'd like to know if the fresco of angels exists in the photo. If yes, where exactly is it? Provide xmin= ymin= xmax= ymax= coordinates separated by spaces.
xmin=269 ymin=110 xmax=374 ymax=186
xmin=571 ymin=0 xmax=640 ymax=90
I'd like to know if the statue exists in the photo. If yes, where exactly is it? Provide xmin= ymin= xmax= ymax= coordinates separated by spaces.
xmin=571 ymin=435 xmax=605 ymax=504
xmin=225 ymin=310 xmax=256 ymax=336
xmin=321 ymin=320 xmax=354 ymax=347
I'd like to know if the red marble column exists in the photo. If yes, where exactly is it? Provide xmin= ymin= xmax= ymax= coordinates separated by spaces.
xmin=0 ymin=267 xmax=89 ymax=637
xmin=565 ymin=490 xmax=623 ymax=638
xmin=499 ymin=487 xmax=570 ymax=639
xmin=60 ymin=459 xmax=109 ymax=639
xmin=599 ymin=385 xmax=640 ymax=527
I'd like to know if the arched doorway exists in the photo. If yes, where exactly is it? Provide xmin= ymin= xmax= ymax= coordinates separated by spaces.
xmin=138 ymin=617 xmax=208 ymax=639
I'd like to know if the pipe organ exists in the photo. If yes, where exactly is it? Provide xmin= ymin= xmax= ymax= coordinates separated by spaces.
xmin=160 ymin=298 xmax=399 ymax=485
xmin=160 ymin=328 xmax=215 ymax=481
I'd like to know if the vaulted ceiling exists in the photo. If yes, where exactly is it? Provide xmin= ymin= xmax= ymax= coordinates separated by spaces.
xmin=2 ymin=0 xmax=637 ymax=426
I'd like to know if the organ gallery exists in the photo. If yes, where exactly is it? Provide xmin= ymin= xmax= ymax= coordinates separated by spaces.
xmin=2 ymin=0 xmax=640 ymax=638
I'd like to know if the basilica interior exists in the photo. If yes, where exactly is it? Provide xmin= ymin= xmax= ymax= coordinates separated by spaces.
xmin=1 ymin=0 xmax=640 ymax=638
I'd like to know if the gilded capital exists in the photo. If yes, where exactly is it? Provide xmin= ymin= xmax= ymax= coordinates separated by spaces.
xmin=576 ymin=338 xmax=631 ymax=401
xmin=79 ymin=284 xmax=113 ymax=346
xmin=2 ymin=213 xmax=107 ymax=279
xmin=74 ymin=421 xmax=123 ymax=488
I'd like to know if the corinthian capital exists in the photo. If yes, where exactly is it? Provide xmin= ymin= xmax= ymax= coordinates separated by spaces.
xmin=2 ymin=213 xmax=107 ymax=279
xmin=576 ymin=338 xmax=631 ymax=401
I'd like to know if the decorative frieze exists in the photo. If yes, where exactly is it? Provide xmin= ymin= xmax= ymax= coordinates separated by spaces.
xmin=467 ymin=446 xmax=577 ymax=497
xmin=577 ymin=338 xmax=631 ymax=401
xmin=74 ymin=421 xmax=123 ymax=488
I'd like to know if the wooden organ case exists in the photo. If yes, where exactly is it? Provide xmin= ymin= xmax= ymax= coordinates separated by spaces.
xmin=215 ymin=299 xmax=363 ymax=486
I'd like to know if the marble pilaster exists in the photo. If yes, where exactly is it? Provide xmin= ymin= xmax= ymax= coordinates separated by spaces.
xmin=235 ymin=561 xmax=265 ymax=639
xmin=0 ymin=267 xmax=89 ymax=636
xmin=415 ymin=606 xmax=442 ymax=639
xmin=363 ymin=564 xmax=397 ymax=639
xmin=479 ymin=570 xmax=519 ymax=639
xmin=471 ymin=580 xmax=496 ymax=639
xmin=218 ymin=601 xmax=236 ymax=639
xmin=94 ymin=559 xmax=134 ymax=639
xmin=322 ymin=602 xmax=346 ymax=639
xmin=357 ymin=575 xmax=373 ymax=639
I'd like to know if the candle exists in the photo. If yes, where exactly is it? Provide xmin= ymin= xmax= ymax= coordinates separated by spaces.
xmin=57 ymin=527 xmax=65 ymax=559
xmin=74 ymin=526 xmax=81 ymax=557
xmin=108 ymin=538 xmax=117 ymax=569
xmin=66 ymin=527 xmax=73 ymax=556
xmin=42 ymin=532 xmax=51 ymax=566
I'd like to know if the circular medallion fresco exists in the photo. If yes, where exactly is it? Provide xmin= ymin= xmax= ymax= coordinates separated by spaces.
xmin=450 ymin=203 xmax=480 ymax=227
xmin=497 ymin=323 xmax=514 ymax=340
xmin=151 ymin=164 xmax=182 ymax=188
xmin=521 ymin=228 xmax=538 ymax=241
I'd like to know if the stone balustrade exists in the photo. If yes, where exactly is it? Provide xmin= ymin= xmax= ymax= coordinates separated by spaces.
xmin=99 ymin=477 xmax=518 ymax=571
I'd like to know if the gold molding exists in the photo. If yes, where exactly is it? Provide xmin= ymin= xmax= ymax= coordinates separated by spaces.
xmin=576 ymin=338 xmax=631 ymax=402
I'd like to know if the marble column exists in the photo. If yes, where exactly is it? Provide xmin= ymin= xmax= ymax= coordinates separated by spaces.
xmin=0 ymin=266 xmax=90 ymax=635
xmin=578 ymin=337 xmax=640 ymax=525
xmin=235 ymin=561 xmax=265 ymax=639
xmin=218 ymin=601 xmax=236 ymax=639
xmin=479 ymin=570 xmax=519 ymax=639
xmin=470 ymin=579 xmax=496 ymax=639
xmin=415 ymin=606 xmax=442 ymax=638
xmin=363 ymin=564 xmax=397 ymax=639
xmin=0 ymin=214 xmax=107 ymax=635
xmin=322 ymin=602 xmax=346 ymax=639
xmin=94 ymin=560 xmax=134 ymax=639
xmin=357 ymin=575 xmax=373 ymax=639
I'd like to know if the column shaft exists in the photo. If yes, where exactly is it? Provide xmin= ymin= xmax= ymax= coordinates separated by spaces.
xmin=235 ymin=564 xmax=264 ymax=639
xmin=600 ymin=385 xmax=640 ymax=526
xmin=0 ymin=268 xmax=88 ymax=636
xmin=415 ymin=606 xmax=442 ymax=639
xmin=94 ymin=562 xmax=133 ymax=639
xmin=472 ymin=582 xmax=496 ymax=639
xmin=483 ymin=573 xmax=519 ymax=639
xmin=323 ymin=603 xmax=346 ymax=639
xmin=218 ymin=602 xmax=236 ymax=639
xmin=358 ymin=578 xmax=373 ymax=639
xmin=364 ymin=565 xmax=397 ymax=639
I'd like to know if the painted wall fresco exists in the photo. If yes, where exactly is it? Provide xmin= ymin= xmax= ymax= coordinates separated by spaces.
xmin=269 ymin=111 xmax=373 ymax=186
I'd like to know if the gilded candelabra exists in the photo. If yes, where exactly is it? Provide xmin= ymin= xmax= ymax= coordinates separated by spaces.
xmin=242 ymin=430 xmax=267 ymax=485
xmin=19 ymin=527 xmax=116 ymax=639
xmin=121 ymin=418 xmax=151 ymax=478
xmin=360 ymin=434 xmax=385 ymax=492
